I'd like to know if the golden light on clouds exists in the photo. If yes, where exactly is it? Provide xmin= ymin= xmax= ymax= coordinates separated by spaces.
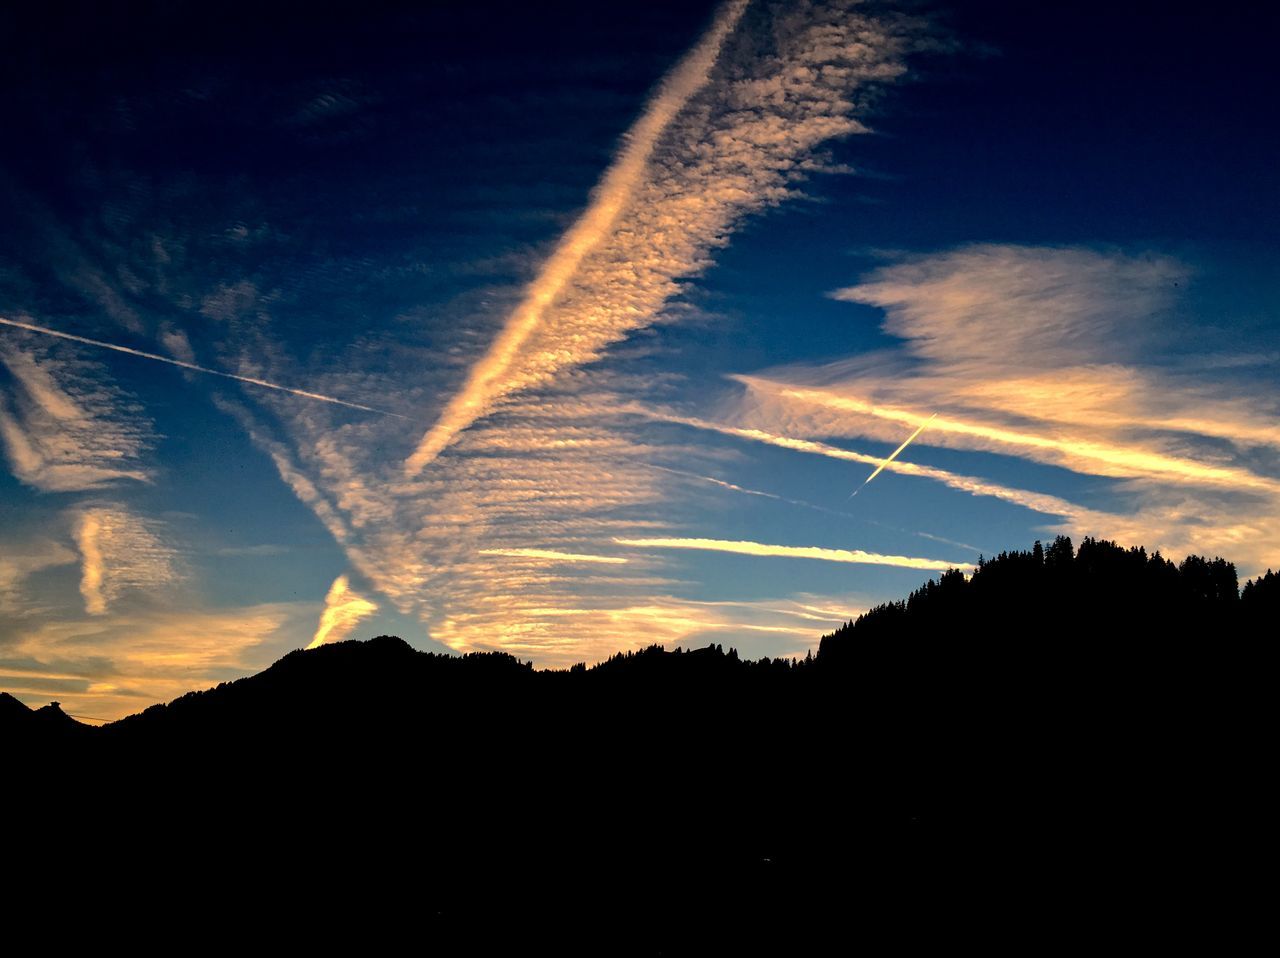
xmin=773 ymin=385 xmax=1280 ymax=494
xmin=72 ymin=505 xmax=178 ymax=616
xmin=403 ymin=0 xmax=751 ymax=475
xmin=5 ymin=604 xmax=305 ymax=721
xmin=479 ymin=548 xmax=628 ymax=565
xmin=74 ymin=511 xmax=106 ymax=614
xmin=307 ymin=575 xmax=380 ymax=649
xmin=614 ymin=536 xmax=973 ymax=571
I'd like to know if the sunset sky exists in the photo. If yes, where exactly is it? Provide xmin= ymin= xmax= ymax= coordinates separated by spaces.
xmin=2 ymin=0 xmax=1276 ymax=720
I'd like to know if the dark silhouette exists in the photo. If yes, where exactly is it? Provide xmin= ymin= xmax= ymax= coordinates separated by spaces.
xmin=6 ymin=535 xmax=1273 ymax=948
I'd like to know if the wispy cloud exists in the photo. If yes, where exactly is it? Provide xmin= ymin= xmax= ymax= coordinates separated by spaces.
xmin=433 ymin=592 xmax=865 ymax=666
xmin=201 ymin=1 xmax=928 ymax=667
xmin=404 ymin=0 xmax=751 ymax=474
xmin=649 ymin=463 xmax=986 ymax=553
xmin=766 ymin=383 xmax=1280 ymax=493
xmin=0 ymin=339 xmax=154 ymax=491
xmin=0 ymin=539 xmax=77 ymax=615
xmin=2 ymin=602 xmax=312 ymax=720
xmin=0 ymin=315 xmax=401 ymax=417
xmin=72 ymin=505 xmax=180 ymax=616
xmin=405 ymin=0 xmax=916 ymax=474
xmin=730 ymin=244 xmax=1280 ymax=572
xmin=614 ymin=536 xmax=973 ymax=571
xmin=643 ymin=407 xmax=1101 ymax=520
xmin=479 ymin=548 xmax=629 ymax=565
xmin=307 ymin=574 xmax=379 ymax=649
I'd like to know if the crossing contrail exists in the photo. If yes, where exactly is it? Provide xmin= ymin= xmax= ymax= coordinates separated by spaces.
xmin=0 ymin=315 xmax=404 ymax=417
xmin=851 ymin=413 xmax=937 ymax=497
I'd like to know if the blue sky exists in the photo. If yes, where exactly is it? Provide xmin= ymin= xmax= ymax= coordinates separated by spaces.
xmin=2 ymin=0 xmax=1277 ymax=719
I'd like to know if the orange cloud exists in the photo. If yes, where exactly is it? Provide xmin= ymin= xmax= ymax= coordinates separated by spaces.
xmin=307 ymin=575 xmax=379 ymax=649
xmin=404 ymin=0 xmax=751 ymax=475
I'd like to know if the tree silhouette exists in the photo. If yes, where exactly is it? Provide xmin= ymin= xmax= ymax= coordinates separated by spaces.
xmin=5 ymin=535 xmax=1273 ymax=945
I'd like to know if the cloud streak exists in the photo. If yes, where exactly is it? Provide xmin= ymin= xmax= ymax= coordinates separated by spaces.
xmin=731 ymin=244 xmax=1280 ymax=572
xmin=0 ymin=315 xmax=402 ymax=417
xmin=644 ymin=407 xmax=1099 ymax=520
xmin=0 ymin=340 xmax=155 ymax=491
xmin=404 ymin=0 xmax=750 ymax=475
xmin=3 ymin=602 xmax=312 ymax=720
xmin=479 ymin=548 xmax=629 ymax=565
xmin=404 ymin=0 xmax=916 ymax=475
xmin=0 ymin=540 xmax=77 ymax=615
xmin=614 ymin=536 xmax=973 ymax=571
xmin=198 ymin=1 xmax=926 ymax=668
xmin=307 ymin=574 xmax=379 ymax=649
xmin=72 ymin=505 xmax=180 ymax=616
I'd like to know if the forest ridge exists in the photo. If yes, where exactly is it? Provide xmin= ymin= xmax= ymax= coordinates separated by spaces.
xmin=6 ymin=534 xmax=1274 ymax=738
xmin=6 ymin=533 xmax=1271 ymax=943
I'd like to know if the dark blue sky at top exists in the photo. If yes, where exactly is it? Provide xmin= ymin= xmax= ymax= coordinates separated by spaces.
xmin=4 ymin=1 xmax=1275 ymax=352
xmin=1 ymin=0 xmax=1276 ymax=715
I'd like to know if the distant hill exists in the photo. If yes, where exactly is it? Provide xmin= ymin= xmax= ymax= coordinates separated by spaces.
xmin=6 ymin=535 xmax=1273 ymax=947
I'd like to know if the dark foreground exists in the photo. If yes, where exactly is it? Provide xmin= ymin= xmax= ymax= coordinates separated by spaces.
xmin=7 ymin=537 xmax=1274 ymax=950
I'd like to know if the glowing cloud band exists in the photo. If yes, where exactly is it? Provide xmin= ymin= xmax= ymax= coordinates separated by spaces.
xmin=479 ymin=548 xmax=628 ymax=565
xmin=614 ymin=536 xmax=973 ymax=572
xmin=403 ymin=0 xmax=750 ymax=476
xmin=307 ymin=575 xmax=379 ymax=649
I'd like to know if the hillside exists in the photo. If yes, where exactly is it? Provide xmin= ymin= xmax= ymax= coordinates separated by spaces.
xmin=6 ymin=535 xmax=1273 ymax=946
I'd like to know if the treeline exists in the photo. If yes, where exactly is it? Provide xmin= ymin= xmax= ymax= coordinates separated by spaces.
xmin=6 ymin=535 xmax=1273 ymax=945
xmin=818 ymin=534 xmax=1273 ymax=670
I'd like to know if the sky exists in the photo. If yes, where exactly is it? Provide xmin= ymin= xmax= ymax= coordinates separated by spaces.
xmin=1 ymin=0 xmax=1277 ymax=720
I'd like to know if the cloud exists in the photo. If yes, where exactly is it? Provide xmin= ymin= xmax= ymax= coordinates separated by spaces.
xmin=405 ymin=0 xmax=917 ymax=474
xmin=433 ymin=592 xmax=865 ymax=667
xmin=196 ymin=2 xmax=929 ymax=668
xmin=72 ymin=505 xmax=180 ymax=616
xmin=730 ymin=244 xmax=1280 ymax=573
xmin=0 ymin=338 xmax=155 ymax=491
xmin=2 ymin=602 xmax=313 ymax=720
xmin=0 ymin=315 xmax=400 ymax=417
xmin=0 ymin=539 xmax=78 ymax=615
xmin=648 ymin=463 xmax=985 ymax=552
xmin=641 ymin=407 xmax=1102 ymax=520
xmin=404 ymin=0 xmax=751 ymax=474
xmin=479 ymin=548 xmax=629 ymax=565
xmin=307 ymin=574 xmax=379 ymax=649
xmin=762 ymin=383 xmax=1280 ymax=493
xmin=614 ymin=536 xmax=973 ymax=571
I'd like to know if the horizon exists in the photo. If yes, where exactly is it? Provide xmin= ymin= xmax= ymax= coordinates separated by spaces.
xmin=2 ymin=0 xmax=1278 ymax=721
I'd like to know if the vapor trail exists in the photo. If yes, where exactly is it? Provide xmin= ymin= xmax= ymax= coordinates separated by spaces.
xmin=851 ymin=413 xmax=936 ymax=497
xmin=614 ymin=535 xmax=973 ymax=572
xmin=403 ymin=0 xmax=750 ymax=477
xmin=0 ymin=316 xmax=403 ymax=417
xmin=479 ymin=548 xmax=628 ymax=565
xmin=307 ymin=574 xmax=379 ymax=649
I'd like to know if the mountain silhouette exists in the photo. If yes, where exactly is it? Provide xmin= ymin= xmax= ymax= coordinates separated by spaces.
xmin=7 ymin=535 xmax=1273 ymax=948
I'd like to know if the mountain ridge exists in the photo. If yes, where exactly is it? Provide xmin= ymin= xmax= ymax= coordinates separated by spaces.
xmin=5 ymin=534 xmax=1271 ymax=945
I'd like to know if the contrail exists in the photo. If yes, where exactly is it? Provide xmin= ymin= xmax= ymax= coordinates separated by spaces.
xmin=479 ymin=548 xmax=628 ymax=565
xmin=613 ymin=535 xmax=973 ymax=572
xmin=403 ymin=0 xmax=750 ymax=477
xmin=0 ymin=315 xmax=404 ymax=417
xmin=307 ymin=574 xmax=379 ymax=649
xmin=851 ymin=413 xmax=937 ymax=497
